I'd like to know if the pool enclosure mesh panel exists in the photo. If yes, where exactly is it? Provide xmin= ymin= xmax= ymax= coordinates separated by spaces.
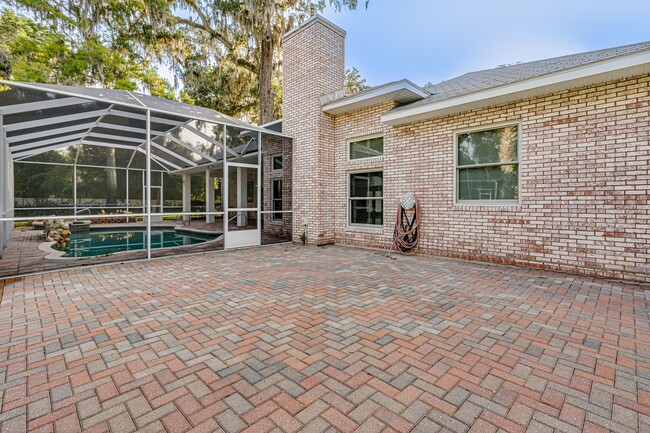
xmin=0 ymin=81 xmax=289 ymax=170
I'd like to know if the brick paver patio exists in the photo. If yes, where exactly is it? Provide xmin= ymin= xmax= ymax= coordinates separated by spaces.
xmin=0 ymin=244 xmax=649 ymax=433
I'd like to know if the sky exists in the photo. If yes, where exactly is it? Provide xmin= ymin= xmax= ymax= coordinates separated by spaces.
xmin=321 ymin=0 xmax=650 ymax=88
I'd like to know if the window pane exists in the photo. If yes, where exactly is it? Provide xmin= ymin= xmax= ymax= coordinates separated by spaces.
xmin=350 ymin=137 xmax=384 ymax=160
xmin=272 ymin=179 xmax=282 ymax=199
xmin=350 ymin=199 xmax=383 ymax=225
xmin=458 ymin=126 xmax=518 ymax=166
xmin=272 ymin=179 xmax=282 ymax=220
xmin=458 ymin=165 xmax=519 ymax=201
xmin=350 ymin=172 xmax=383 ymax=198
xmin=272 ymin=155 xmax=283 ymax=170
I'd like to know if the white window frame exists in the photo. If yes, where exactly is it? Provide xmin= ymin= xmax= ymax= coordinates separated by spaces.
xmin=271 ymin=178 xmax=283 ymax=221
xmin=347 ymin=169 xmax=384 ymax=227
xmin=453 ymin=121 xmax=522 ymax=206
xmin=271 ymin=154 xmax=283 ymax=171
xmin=347 ymin=133 xmax=384 ymax=161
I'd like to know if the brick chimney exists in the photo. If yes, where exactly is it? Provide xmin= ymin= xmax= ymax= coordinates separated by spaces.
xmin=282 ymin=15 xmax=345 ymax=245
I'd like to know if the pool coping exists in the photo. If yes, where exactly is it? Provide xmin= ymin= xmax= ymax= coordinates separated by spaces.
xmin=39 ymin=226 xmax=224 ymax=260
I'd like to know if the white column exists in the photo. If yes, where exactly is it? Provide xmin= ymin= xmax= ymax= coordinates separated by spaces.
xmin=2 ymin=117 xmax=12 ymax=253
xmin=222 ymin=125 xmax=229 ymax=246
xmin=206 ymin=170 xmax=215 ymax=223
xmin=160 ymin=172 xmax=164 ymax=215
xmin=73 ymin=147 xmax=79 ymax=216
xmin=145 ymin=110 xmax=152 ymax=259
xmin=125 ymin=169 xmax=129 ymax=223
xmin=257 ymin=131 xmax=262 ymax=245
xmin=237 ymin=167 xmax=246 ymax=227
xmin=182 ymin=173 xmax=191 ymax=223
xmin=73 ymin=165 xmax=77 ymax=216
xmin=0 ymin=113 xmax=5 ymax=255
xmin=141 ymin=171 xmax=145 ymax=217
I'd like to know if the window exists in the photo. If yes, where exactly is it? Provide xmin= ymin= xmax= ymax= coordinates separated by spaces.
xmin=349 ymin=136 xmax=383 ymax=160
xmin=456 ymin=124 xmax=519 ymax=203
xmin=272 ymin=154 xmax=283 ymax=170
xmin=272 ymin=179 xmax=282 ymax=221
xmin=349 ymin=171 xmax=383 ymax=226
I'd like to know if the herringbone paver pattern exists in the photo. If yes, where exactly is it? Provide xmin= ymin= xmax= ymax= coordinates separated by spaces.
xmin=0 ymin=244 xmax=649 ymax=433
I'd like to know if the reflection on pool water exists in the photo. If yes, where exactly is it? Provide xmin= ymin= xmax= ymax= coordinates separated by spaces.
xmin=54 ymin=228 xmax=220 ymax=257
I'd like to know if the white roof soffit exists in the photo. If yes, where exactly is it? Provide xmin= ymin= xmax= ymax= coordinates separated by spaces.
xmin=321 ymin=80 xmax=428 ymax=115
xmin=381 ymin=50 xmax=650 ymax=126
xmin=0 ymin=80 xmax=291 ymax=139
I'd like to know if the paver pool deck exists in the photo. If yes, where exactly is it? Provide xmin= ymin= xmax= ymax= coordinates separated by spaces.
xmin=0 ymin=244 xmax=649 ymax=433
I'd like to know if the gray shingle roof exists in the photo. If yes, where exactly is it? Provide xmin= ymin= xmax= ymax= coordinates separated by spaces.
xmin=393 ymin=41 xmax=650 ymax=112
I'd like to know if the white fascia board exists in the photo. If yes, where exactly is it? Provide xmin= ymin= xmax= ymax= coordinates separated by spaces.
xmin=381 ymin=51 xmax=650 ymax=126
xmin=322 ymin=80 xmax=429 ymax=115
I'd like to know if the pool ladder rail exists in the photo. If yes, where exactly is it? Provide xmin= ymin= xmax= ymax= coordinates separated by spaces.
xmin=68 ymin=238 xmax=92 ymax=255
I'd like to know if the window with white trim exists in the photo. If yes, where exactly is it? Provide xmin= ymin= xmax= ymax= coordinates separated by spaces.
xmin=349 ymin=171 xmax=383 ymax=226
xmin=272 ymin=179 xmax=282 ymax=221
xmin=349 ymin=136 xmax=383 ymax=160
xmin=456 ymin=124 xmax=519 ymax=202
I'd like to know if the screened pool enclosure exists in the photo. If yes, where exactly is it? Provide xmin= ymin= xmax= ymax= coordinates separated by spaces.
xmin=0 ymin=81 xmax=293 ymax=277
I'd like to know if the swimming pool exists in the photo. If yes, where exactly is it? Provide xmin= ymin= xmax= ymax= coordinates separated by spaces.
xmin=53 ymin=228 xmax=220 ymax=258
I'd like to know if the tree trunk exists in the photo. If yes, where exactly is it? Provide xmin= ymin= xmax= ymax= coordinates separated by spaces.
xmin=0 ymin=49 xmax=11 ymax=79
xmin=258 ymin=32 xmax=274 ymax=125
xmin=106 ymin=148 xmax=117 ymax=206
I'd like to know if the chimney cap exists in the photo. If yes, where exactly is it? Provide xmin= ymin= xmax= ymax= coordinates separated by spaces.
xmin=283 ymin=14 xmax=346 ymax=41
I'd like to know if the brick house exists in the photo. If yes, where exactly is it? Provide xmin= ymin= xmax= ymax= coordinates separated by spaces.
xmin=278 ymin=15 xmax=650 ymax=283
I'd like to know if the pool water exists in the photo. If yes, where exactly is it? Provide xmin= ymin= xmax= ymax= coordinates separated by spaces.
xmin=54 ymin=229 xmax=220 ymax=257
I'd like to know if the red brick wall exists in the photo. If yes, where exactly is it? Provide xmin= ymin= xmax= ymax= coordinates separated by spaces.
xmin=282 ymin=17 xmax=649 ymax=282
xmin=331 ymin=76 xmax=650 ymax=282
xmin=262 ymin=136 xmax=293 ymax=237
xmin=283 ymin=17 xmax=345 ymax=245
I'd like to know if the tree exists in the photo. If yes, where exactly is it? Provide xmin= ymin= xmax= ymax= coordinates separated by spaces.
xmin=13 ymin=149 xmax=74 ymax=208
xmin=183 ymin=58 xmax=259 ymax=121
xmin=1 ymin=6 xmax=174 ymax=206
xmin=0 ymin=49 xmax=9 ymax=78
xmin=5 ymin=0 xmax=369 ymax=124
xmin=206 ymin=0 xmax=364 ymax=123
xmin=1 ymin=4 xmax=171 ymax=91
xmin=136 ymin=0 xmax=364 ymax=123
xmin=345 ymin=67 xmax=369 ymax=95
xmin=5 ymin=1 xmax=369 ymax=123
